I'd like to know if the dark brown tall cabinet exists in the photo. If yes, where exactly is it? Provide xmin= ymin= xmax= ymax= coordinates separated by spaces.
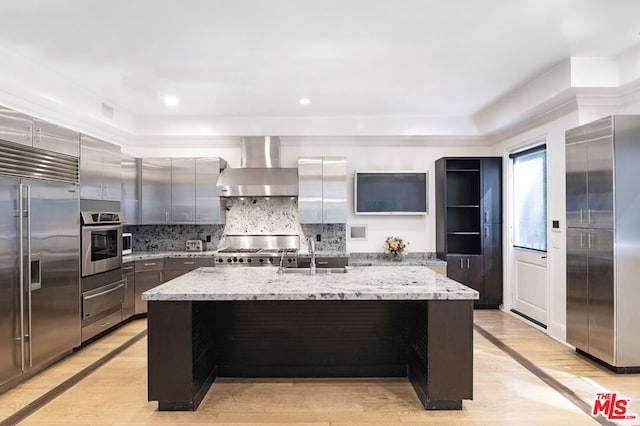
xmin=436 ymin=157 xmax=503 ymax=307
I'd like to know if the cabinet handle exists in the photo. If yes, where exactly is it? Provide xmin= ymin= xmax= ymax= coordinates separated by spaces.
xmin=579 ymin=208 xmax=584 ymax=224
xmin=144 ymin=262 xmax=156 ymax=266
xmin=484 ymin=211 xmax=489 ymax=223
xmin=183 ymin=261 xmax=195 ymax=265
xmin=25 ymin=125 xmax=32 ymax=141
xmin=165 ymin=211 xmax=169 ymax=222
xmin=588 ymin=232 xmax=593 ymax=249
xmin=317 ymin=261 xmax=329 ymax=265
xmin=466 ymin=258 xmax=470 ymax=269
xmin=123 ymin=266 xmax=134 ymax=271
xmin=459 ymin=258 xmax=464 ymax=269
xmin=580 ymin=232 xmax=585 ymax=248
xmin=34 ymin=127 xmax=41 ymax=144
xmin=484 ymin=227 xmax=489 ymax=237
xmin=588 ymin=209 xmax=592 ymax=224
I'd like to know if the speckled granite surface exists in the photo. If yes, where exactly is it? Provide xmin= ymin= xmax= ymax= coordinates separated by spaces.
xmin=122 ymin=251 xmax=218 ymax=263
xmin=142 ymin=266 xmax=478 ymax=301
xmin=349 ymin=252 xmax=445 ymax=266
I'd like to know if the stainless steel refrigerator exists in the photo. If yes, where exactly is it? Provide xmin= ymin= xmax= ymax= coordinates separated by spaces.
xmin=566 ymin=115 xmax=640 ymax=370
xmin=0 ymin=150 xmax=81 ymax=388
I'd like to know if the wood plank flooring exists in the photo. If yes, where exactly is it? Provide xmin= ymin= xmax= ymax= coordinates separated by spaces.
xmin=0 ymin=310 xmax=638 ymax=425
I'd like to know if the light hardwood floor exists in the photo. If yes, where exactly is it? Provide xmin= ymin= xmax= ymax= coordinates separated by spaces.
xmin=1 ymin=310 xmax=638 ymax=425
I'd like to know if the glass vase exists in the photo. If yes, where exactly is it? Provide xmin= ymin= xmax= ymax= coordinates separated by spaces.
xmin=391 ymin=252 xmax=402 ymax=262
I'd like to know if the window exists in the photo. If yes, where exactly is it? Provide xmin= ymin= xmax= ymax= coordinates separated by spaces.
xmin=510 ymin=144 xmax=547 ymax=251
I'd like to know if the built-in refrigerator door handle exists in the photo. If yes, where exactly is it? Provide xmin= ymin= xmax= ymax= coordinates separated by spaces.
xmin=18 ymin=184 xmax=25 ymax=372
xmin=26 ymin=184 xmax=33 ymax=368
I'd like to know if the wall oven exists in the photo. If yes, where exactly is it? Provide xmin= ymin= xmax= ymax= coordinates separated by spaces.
xmin=81 ymin=211 xmax=123 ymax=277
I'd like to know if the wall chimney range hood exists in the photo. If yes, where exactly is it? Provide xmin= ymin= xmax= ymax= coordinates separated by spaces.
xmin=216 ymin=136 xmax=298 ymax=197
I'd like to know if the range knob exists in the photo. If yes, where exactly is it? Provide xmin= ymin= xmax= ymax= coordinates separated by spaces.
xmin=233 ymin=257 xmax=238 ymax=262
xmin=238 ymin=258 xmax=244 ymax=263
xmin=287 ymin=258 xmax=294 ymax=263
xmin=227 ymin=258 xmax=232 ymax=263
xmin=217 ymin=258 xmax=223 ymax=263
xmin=247 ymin=258 xmax=252 ymax=263
xmin=259 ymin=258 xmax=264 ymax=263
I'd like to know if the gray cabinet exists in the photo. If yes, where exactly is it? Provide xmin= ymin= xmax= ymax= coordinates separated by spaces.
xmin=566 ymin=118 xmax=614 ymax=230
xmin=134 ymin=259 xmax=164 ymax=315
xmin=140 ymin=158 xmax=172 ymax=224
xmin=164 ymin=258 xmax=214 ymax=281
xmin=141 ymin=157 xmax=226 ymax=224
xmin=121 ymin=154 xmax=139 ymax=225
xmin=0 ymin=105 xmax=80 ymax=157
xmin=122 ymin=263 xmax=135 ymax=320
xmin=0 ymin=105 xmax=31 ymax=146
xmin=171 ymin=158 xmax=195 ymax=223
xmin=565 ymin=115 xmax=640 ymax=368
xmin=298 ymin=157 xmax=347 ymax=224
xmin=195 ymin=158 xmax=226 ymax=224
xmin=80 ymin=135 xmax=122 ymax=201
xmin=32 ymin=118 xmax=80 ymax=157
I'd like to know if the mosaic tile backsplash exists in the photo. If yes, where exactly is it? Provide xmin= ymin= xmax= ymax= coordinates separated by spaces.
xmin=125 ymin=197 xmax=346 ymax=252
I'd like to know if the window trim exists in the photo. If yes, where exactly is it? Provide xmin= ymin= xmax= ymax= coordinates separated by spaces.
xmin=511 ymin=143 xmax=548 ymax=252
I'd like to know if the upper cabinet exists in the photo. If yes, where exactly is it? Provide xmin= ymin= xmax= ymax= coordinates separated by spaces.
xmin=121 ymin=154 xmax=139 ymax=225
xmin=194 ymin=158 xmax=226 ymax=224
xmin=80 ymin=135 xmax=122 ymax=201
xmin=0 ymin=105 xmax=79 ymax=157
xmin=140 ymin=158 xmax=171 ymax=224
xmin=140 ymin=157 xmax=226 ymax=225
xmin=298 ymin=157 xmax=347 ymax=224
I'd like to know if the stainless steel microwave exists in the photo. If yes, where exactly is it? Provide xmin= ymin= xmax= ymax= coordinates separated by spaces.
xmin=122 ymin=232 xmax=132 ymax=255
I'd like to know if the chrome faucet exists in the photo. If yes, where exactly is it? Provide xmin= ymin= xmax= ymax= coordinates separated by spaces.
xmin=309 ymin=239 xmax=316 ymax=275
xmin=277 ymin=249 xmax=286 ymax=274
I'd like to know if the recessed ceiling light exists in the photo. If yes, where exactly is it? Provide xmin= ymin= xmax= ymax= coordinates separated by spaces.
xmin=299 ymin=97 xmax=311 ymax=105
xmin=164 ymin=95 xmax=180 ymax=107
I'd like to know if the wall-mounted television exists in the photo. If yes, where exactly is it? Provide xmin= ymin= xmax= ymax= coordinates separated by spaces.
xmin=354 ymin=171 xmax=428 ymax=215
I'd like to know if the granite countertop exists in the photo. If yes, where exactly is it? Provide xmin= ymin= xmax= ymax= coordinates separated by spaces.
xmin=142 ymin=266 xmax=478 ymax=302
xmin=297 ymin=250 xmax=350 ymax=258
xmin=123 ymin=251 xmax=218 ymax=263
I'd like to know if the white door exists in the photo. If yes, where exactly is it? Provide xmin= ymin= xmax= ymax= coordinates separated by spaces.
xmin=509 ymin=145 xmax=548 ymax=327
xmin=512 ymin=248 xmax=548 ymax=325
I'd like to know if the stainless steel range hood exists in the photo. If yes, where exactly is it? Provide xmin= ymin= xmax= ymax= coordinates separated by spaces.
xmin=216 ymin=136 xmax=298 ymax=197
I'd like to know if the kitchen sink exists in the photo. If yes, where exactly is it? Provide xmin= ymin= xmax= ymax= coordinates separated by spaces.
xmin=282 ymin=266 xmax=349 ymax=274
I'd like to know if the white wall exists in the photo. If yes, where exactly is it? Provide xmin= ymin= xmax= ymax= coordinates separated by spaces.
xmin=491 ymin=111 xmax=578 ymax=342
xmin=129 ymin=136 xmax=493 ymax=254
xmin=280 ymin=138 xmax=492 ymax=253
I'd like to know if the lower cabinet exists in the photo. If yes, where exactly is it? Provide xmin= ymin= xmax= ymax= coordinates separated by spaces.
xmin=164 ymin=258 xmax=215 ymax=281
xmin=135 ymin=259 xmax=164 ymax=315
xmin=296 ymin=256 xmax=349 ymax=269
xmin=122 ymin=263 xmax=135 ymax=320
xmin=447 ymin=255 xmax=485 ymax=304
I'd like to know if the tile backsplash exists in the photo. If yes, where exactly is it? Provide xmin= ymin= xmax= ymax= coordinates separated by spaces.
xmin=125 ymin=224 xmax=225 ymax=252
xmin=125 ymin=197 xmax=346 ymax=252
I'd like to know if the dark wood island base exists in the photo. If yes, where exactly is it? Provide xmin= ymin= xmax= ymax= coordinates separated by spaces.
xmin=148 ymin=299 xmax=473 ymax=411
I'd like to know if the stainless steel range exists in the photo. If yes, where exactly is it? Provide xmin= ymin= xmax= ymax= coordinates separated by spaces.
xmin=214 ymin=235 xmax=299 ymax=267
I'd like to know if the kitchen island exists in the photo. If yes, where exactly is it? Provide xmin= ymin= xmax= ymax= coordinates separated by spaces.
xmin=143 ymin=266 xmax=478 ymax=411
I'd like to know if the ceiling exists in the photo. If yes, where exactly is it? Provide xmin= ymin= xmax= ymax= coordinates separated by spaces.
xmin=0 ymin=0 xmax=639 ymax=126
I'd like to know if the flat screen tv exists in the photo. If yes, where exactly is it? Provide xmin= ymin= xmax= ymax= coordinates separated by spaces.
xmin=354 ymin=171 xmax=428 ymax=215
